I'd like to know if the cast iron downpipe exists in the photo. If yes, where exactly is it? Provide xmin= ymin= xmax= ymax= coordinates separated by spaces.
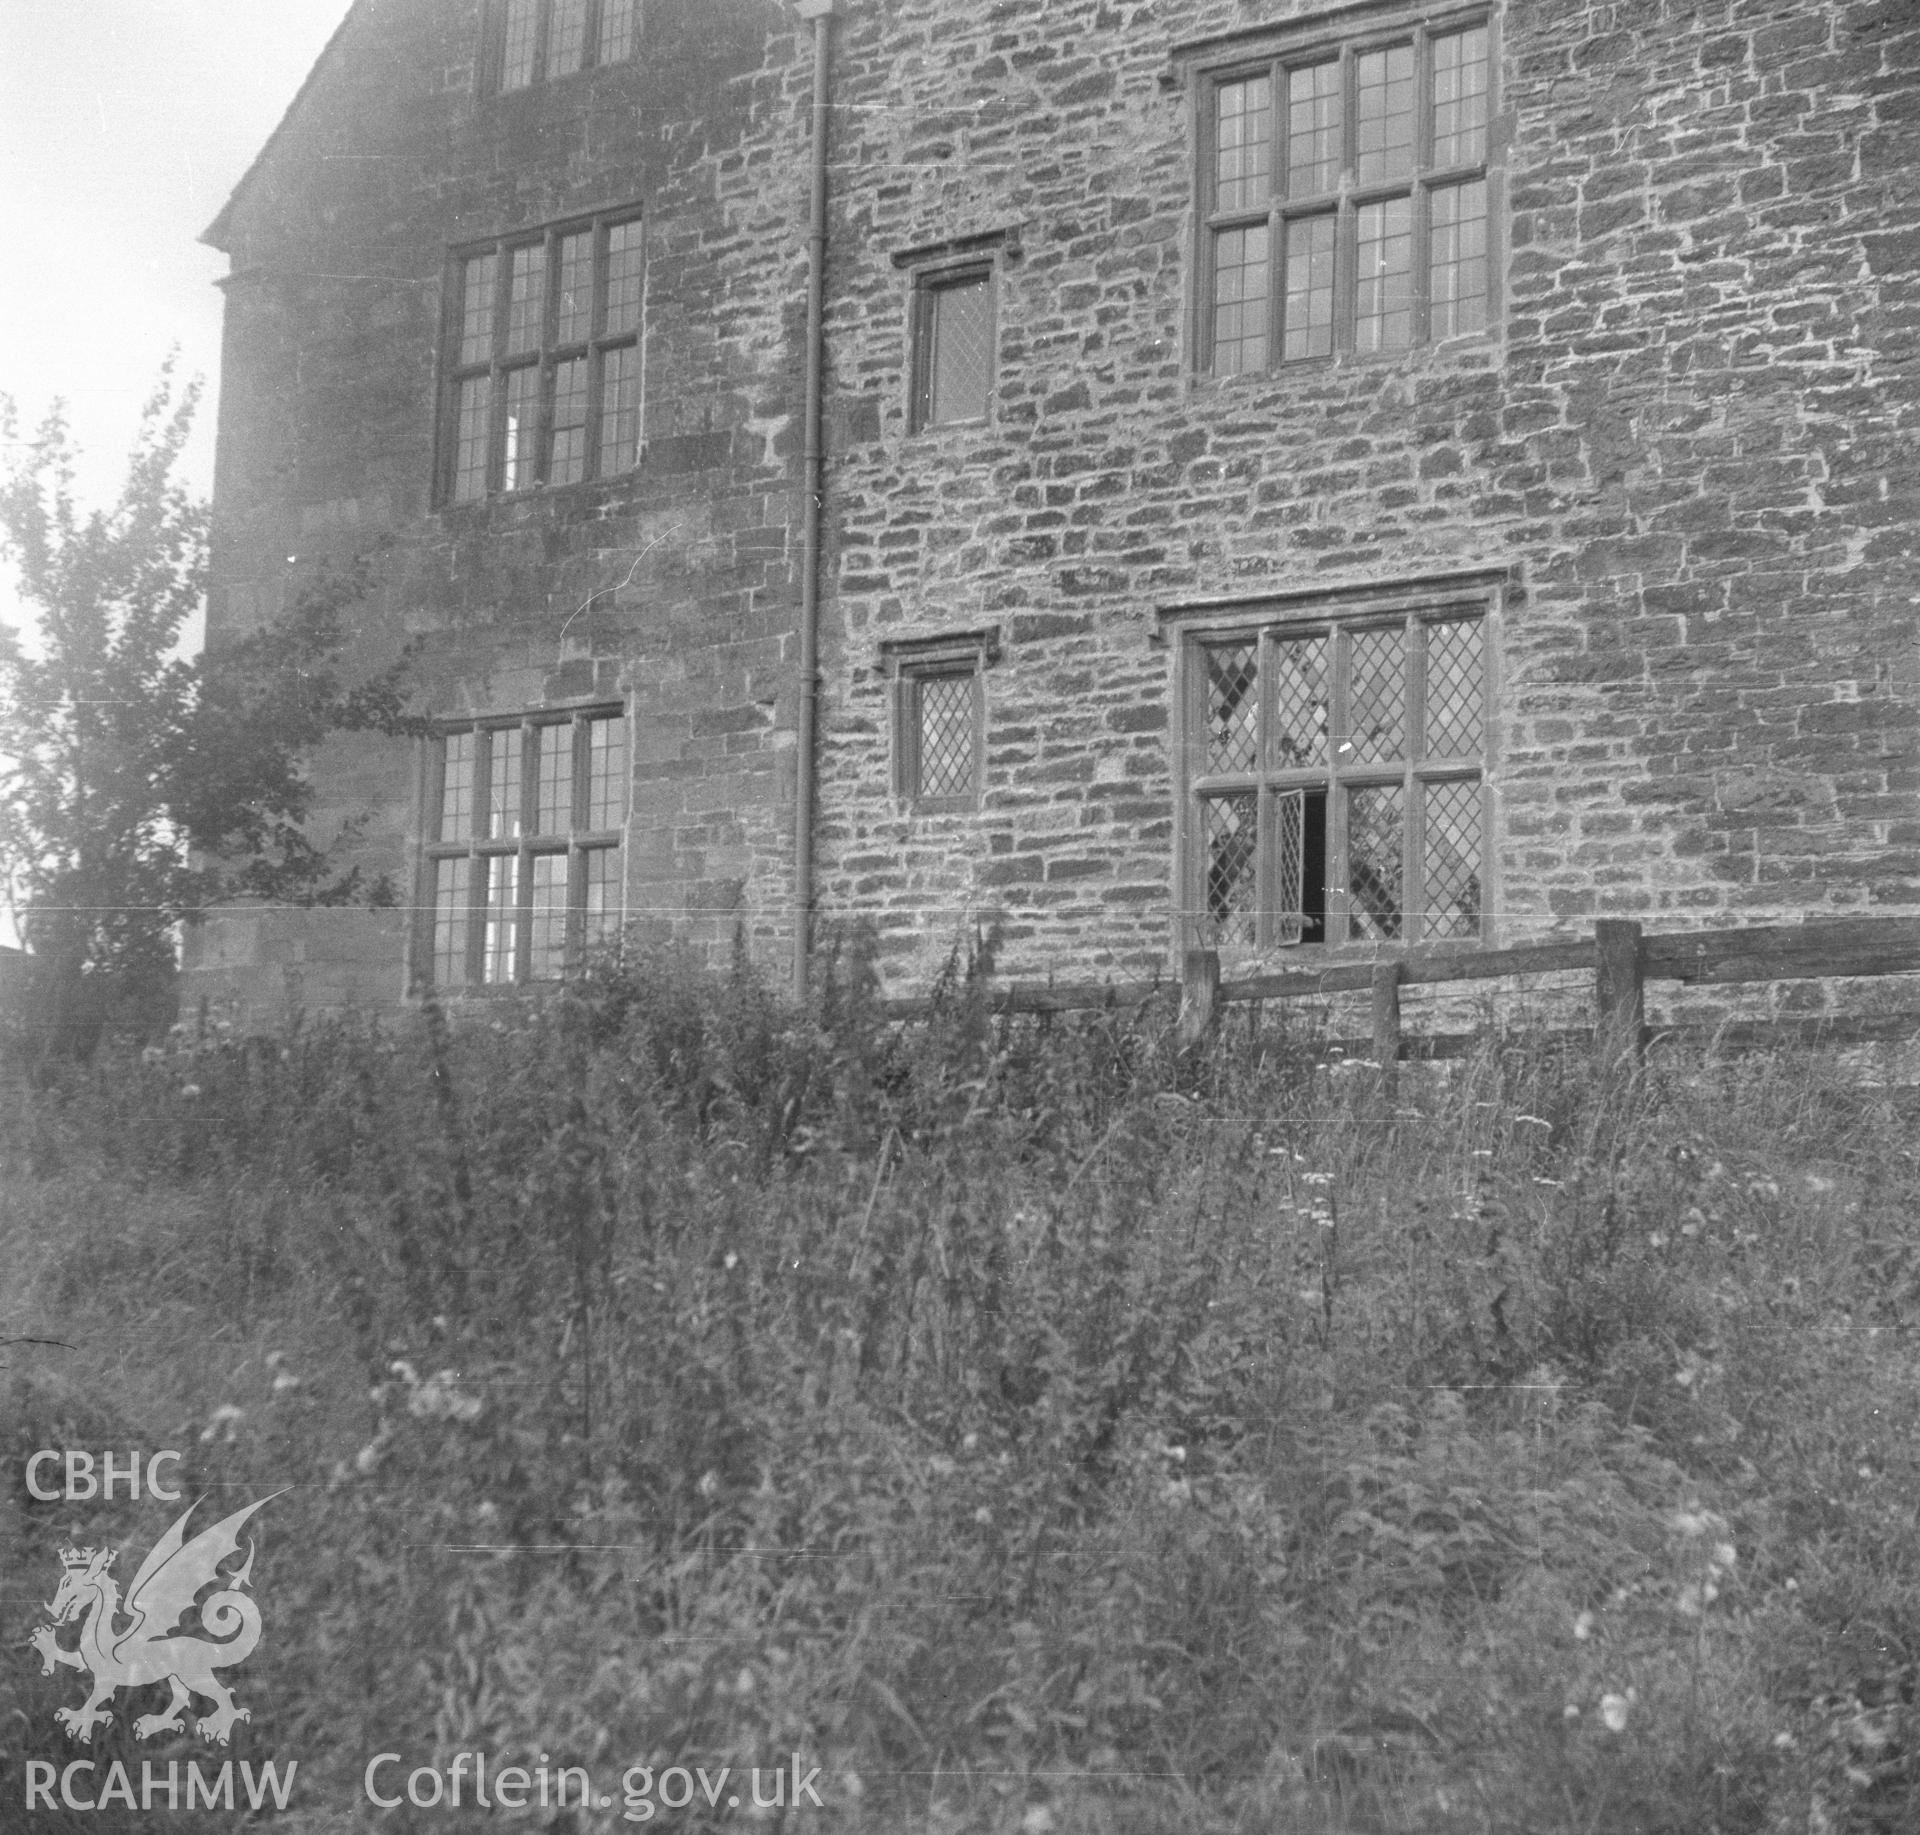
xmin=792 ymin=0 xmax=835 ymax=1003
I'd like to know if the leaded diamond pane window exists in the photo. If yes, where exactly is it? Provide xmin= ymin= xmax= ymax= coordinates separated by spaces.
xmin=912 ymin=268 xmax=996 ymax=430
xmin=891 ymin=635 xmax=996 ymax=809
xmin=1185 ymin=603 xmax=1489 ymax=948
xmin=916 ymin=675 xmax=976 ymax=800
xmin=444 ymin=210 xmax=643 ymax=503
xmin=1347 ymin=784 xmax=1405 ymax=940
xmin=1202 ymin=11 xmax=1496 ymax=372
xmin=1206 ymin=642 xmax=1260 ymax=774
xmin=1203 ymin=793 xmax=1259 ymax=946
xmin=422 ymin=707 xmax=626 ymax=989
xmin=1425 ymin=618 xmax=1484 ymax=758
xmin=1423 ymin=775 xmax=1484 ymax=940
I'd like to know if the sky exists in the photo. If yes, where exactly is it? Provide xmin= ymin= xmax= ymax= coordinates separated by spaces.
xmin=1 ymin=0 xmax=357 ymax=517
xmin=0 ymin=2 xmax=357 ymax=947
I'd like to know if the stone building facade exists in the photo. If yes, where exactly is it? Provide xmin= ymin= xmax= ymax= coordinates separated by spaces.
xmin=185 ymin=0 xmax=1920 ymax=1020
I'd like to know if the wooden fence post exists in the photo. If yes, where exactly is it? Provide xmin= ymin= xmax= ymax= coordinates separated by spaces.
xmin=1370 ymin=960 xmax=1402 ymax=1097
xmin=1594 ymin=918 xmax=1645 ymax=1067
xmin=1179 ymin=948 xmax=1220 ymax=1050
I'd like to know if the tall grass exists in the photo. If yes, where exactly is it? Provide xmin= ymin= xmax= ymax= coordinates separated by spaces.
xmin=3 ymin=938 xmax=1918 ymax=1833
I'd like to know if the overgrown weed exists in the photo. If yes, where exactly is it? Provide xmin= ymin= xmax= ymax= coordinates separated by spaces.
xmin=3 ymin=940 xmax=1917 ymax=1831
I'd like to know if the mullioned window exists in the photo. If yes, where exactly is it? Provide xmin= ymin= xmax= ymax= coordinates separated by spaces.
xmin=1198 ymin=10 xmax=1496 ymax=373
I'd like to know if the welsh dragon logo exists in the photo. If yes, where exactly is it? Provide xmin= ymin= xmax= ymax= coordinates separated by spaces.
xmin=30 ymin=1494 xmax=281 ymax=1745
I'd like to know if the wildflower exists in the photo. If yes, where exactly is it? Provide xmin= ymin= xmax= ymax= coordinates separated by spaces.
xmin=409 ymin=1371 xmax=483 ymax=1423
xmin=1710 ymin=1542 xmax=1737 ymax=1573
xmin=723 ymin=1251 xmax=739 ymax=1271
xmin=180 ymin=1084 xmax=203 ymax=1100
xmin=734 ymin=1667 xmax=756 ymax=1697
xmin=961 ymin=1432 xmax=979 ymax=1452
xmin=1563 ymin=1703 xmax=1581 ymax=1720
xmin=1573 ymin=1611 xmax=1595 ymax=1641
xmin=697 ymin=1470 xmax=720 ymax=1499
xmin=1772 ymin=1732 xmax=1795 ymax=1750
xmin=272 ymin=1370 xmax=301 ymax=1393
xmin=199 ymin=1404 xmax=244 ymax=1444
xmin=928 ymin=1455 xmax=957 ymax=1477
xmin=354 ymin=1443 xmax=382 ymax=1475
xmin=1672 ymin=1510 xmax=1709 ymax=1537
xmin=1599 ymin=1693 xmax=1630 ymax=1733
xmin=1020 ymin=1809 xmax=1055 ymax=1834
xmin=974 ymin=1507 xmax=993 ymax=1527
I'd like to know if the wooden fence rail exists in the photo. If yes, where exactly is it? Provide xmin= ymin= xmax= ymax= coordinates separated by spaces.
xmin=880 ymin=915 xmax=1920 ymax=1064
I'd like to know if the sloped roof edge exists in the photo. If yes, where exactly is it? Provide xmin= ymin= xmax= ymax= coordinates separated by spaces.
xmin=202 ymin=0 xmax=370 ymax=251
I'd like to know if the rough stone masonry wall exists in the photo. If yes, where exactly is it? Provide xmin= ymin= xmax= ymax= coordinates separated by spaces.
xmin=189 ymin=0 xmax=1920 ymax=1019
xmin=810 ymin=0 xmax=1920 ymax=993
xmin=190 ymin=0 xmax=821 ymax=1021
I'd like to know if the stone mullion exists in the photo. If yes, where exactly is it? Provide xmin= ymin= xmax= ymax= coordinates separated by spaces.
xmin=1328 ymin=624 xmax=1354 ymax=941
xmin=566 ymin=715 xmax=589 ymax=967
xmin=531 ymin=0 xmax=552 ymax=87
xmin=487 ymin=249 xmax=514 ymax=494
xmin=1253 ymin=629 xmax=1275 ymax=947
xmin=586 ymin=222 xmax=611 ymax=477
xmin=1180 ymin=638 xmax=1206 ymax=949
xmin=467 ymin=729 xmax=494 ymax=988
xmin=513 ymin=721 xmax=537 ymax=984
xmin=1412 ymin=29 xmax=1434 ymax=349
xmin=413 ymin=735 xmax=447 ymax=992
xmin=1406 ymin=620 xmax=1431 ymax=942
xmin=1266 ymin=55 xmax=1284 ymax=372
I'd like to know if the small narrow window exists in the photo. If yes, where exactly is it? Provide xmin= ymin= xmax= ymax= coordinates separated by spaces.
xmin=910 ymin=673 xmax=978 ymax=800
xmin=911 ymin=268 xmax=996 ymax=430
xmin=886 ymin=632 xmax=999 ymax=809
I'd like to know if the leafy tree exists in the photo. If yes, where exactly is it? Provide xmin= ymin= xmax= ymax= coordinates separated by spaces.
xmin=0 ymin=371 xmax=412 ymax=1056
